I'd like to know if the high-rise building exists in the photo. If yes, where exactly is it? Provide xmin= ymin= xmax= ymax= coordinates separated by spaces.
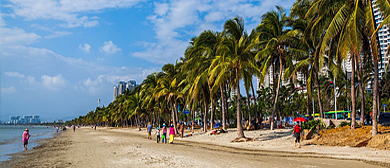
xmin=113 ymin=86 xmax=118 ymax=101
xmin=127 ymin=80 xmax=137 ymax=92
xmin=372 ymin=0 xmax=390 ymax=78
xmin=118 ymin=81 xmax=127 ymax=95
xmin=113 ymin=80 xmax=137 ymax=100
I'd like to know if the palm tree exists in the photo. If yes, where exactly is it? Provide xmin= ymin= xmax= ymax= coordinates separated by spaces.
xmin=211 ymin=16 xmax=259 ymax=139
xmin=184 ymin=31 xmax=222 ymax=132
xmin=309 ymin=0 xmax=380 ymax=132
xmin=154 ymin=63 xmax=181 ymax=133
xmin=255 ymin=6 xmax=301 ymax=130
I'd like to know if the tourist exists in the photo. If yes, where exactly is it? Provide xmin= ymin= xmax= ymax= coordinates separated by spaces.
xmin=73 ymin=125 xmax=76 ymax=132
xmin=154 ymin=127 xmax=160 ymax=143
xmin=180 ymin=123 xmax=184 ymax=138
xmin=22 ymin=128 xmax=30 ymax=150
xmin=94 ymin=124 xmax=96 ymax=130
xmin=293 ymin=122 xmax=301 ymax=148
xmin=162 ymin=123 xmax=167 ymax=144
xmin=147 ymin=122 xmax=152 ymax=140
xmin=169 ymin=124 xmax=175 ymax=144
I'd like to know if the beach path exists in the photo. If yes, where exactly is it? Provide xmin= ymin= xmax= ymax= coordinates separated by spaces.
xmin=1 ymin=127 xmax=386 ymax=168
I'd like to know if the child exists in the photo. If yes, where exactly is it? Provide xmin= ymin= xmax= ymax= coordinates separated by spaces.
xmin=169 ymin=124 xmax=175 ymax=144
xmin=154 ymin=127 xmax=160 ymax=143
xmin=162 ymin=124 xmax=167 ymax=144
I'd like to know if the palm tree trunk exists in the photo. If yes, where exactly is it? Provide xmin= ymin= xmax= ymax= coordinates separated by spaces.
xmin=202 ymin=88 xmax=209 ymax=132
xmin=225 ymin=82 xmax=229 ymax=127
xmin=351 ymin=54 xmax=356 ymax=129
xmin=137 ymin=111 xmax=141 ymax=128
xmin=372 ymin=56 xmax=379 ymax=136
xmin=174 ymin=99 xmax=179 ymax=127
xmin=315 ymin=72 xmax=324 ymax=118
xmin=356 ymin=59 xmax=365 ymax=125
xmin=220 ymin=84 xmax=226 ymax=130
xmin=210 ymin=98 xmax=215 ymax=130
xmin=170 ymin=101 xmax=178 ymax=134
xmin=306 ymin=71 xmax=313 ymax=118
xmin=245 ymin=87 xmax=252 ymax=126
xmin=207 ymin=78 xmax=215 ymax=130
xmin=250 ymin=80 xmax=258 ymax=122
xmin=271 ymin=58 xmax=283 ymax=130
xmin=236 ymin=68 xmax=245 ymax=138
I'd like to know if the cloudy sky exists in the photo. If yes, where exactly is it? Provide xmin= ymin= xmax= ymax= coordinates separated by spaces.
xmin=1 ymin=0 xmax=295 ymax=122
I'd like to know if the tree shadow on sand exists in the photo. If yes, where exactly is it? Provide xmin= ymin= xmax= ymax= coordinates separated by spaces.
xmin=255 ymin=131 xmax=292 ymax=142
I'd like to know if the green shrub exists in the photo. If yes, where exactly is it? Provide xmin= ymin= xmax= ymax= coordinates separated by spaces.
xmin=326 ymin=125 xmax=334 ymax=129
xmin=338 ymin=121 xmax=350 ymax=127
xmin=338 ymin=121 xmax=360 ymax=128
xmin=302 ymin=119 xmax=325 ymax=131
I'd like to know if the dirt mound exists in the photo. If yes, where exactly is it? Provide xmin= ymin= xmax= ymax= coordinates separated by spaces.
xmin=311 ymin=125 xmax=390 ymax=150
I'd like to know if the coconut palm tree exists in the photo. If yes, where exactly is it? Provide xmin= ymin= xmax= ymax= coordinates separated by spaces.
xmin=154 ymin=63 xmax=181 ymax=133
xmin=184 ymin=31 xmax=223 ymax=132
xmin=210 ymin=16 xmax=259 ymax=139
xmin=308 ymin=0 xmax=380 ymax=132
xmin=255 ymin=6 xmax=302 ymax=130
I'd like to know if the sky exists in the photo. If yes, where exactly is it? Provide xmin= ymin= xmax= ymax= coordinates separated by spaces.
xmin=0 ymin=0 xmax=295 ymax=122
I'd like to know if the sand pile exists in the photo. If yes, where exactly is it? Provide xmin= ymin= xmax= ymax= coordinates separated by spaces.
xmin=312 ymin=125 xmax=390 ymax=150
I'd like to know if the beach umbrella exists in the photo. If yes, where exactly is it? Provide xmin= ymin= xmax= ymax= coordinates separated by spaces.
xmin=293 ymin=117 xmax=307 ymax=122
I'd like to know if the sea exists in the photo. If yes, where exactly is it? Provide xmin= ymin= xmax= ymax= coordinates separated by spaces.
xmin=0 ymin=125 xmax=57 ymax=161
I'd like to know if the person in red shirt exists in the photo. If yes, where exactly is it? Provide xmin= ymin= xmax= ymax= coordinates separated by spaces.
xmin=293 ymin=122 xmax=301 ymax=148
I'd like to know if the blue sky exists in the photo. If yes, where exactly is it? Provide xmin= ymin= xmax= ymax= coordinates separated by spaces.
xmin=1 ymin=0 xmax=295 ymax=122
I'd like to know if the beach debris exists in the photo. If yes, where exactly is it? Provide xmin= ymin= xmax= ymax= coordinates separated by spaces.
xmin=231 ymin=137 xmax=255 ymax=143
xmin=302 ymin=129 xmax=313 ymax=140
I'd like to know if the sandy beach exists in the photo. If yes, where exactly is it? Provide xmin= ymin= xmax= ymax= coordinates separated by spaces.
xmin=1 ymin=127 xmax=389 ymax=168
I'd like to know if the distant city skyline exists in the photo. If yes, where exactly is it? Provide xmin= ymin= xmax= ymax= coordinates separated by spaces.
xmin=8 ymin=115 xmax=41 ymax=124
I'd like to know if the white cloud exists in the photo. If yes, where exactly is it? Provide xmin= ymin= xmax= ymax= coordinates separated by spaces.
xmin=100 ymin=41 xmax=121 ymax=54
xmin=30 ymin=24 xmax=51 ymax=31
xmin=44 ymin=31 xmax=71 ymax=39
xmin=4 ymin=71 xmax=25 ymax=78
xmin=79 ymin=43 xmax=91 ymax=52
xmin=5 ymin=0 xmax=145 ymax=28
xmin=1 ymin=86 xmax=16 ymax=94
xmin=27 ymin=75 xmax=39 ymax=85
xmin=134 ymin=0 xmax=295 ymax=64
xmin=41 ymin=74 xmax=67 ymax=91
xmin=0 ymin=14 xmax=7 ymax=27
xmin=0 ymin=27 xmax=41 ymax=46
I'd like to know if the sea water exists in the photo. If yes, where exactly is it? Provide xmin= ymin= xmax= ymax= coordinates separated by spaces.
xmin=0 ymin=125 xmax=57 ymax=161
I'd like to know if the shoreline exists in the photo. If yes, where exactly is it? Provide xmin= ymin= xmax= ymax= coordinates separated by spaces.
xmin=0 ymin=125 xmax=59 ymax=162
xmin=2 ymin=127 xmax=389 ymax=168
xmin=1 ymin=130 xmax=61 ymax=163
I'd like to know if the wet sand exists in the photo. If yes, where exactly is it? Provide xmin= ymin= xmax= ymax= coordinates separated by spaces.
xmin=1 ymin=127 xmax=389 ymax=168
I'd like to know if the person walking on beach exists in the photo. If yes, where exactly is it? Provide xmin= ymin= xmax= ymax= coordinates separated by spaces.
xmin=73 ymin=125 xmax=76 ymax=132
xmin=169 ymin=124 xmax=175 ymax=144
xmin=180 ymin=123 xmax=184 ymax=138
xmin=94 ymin=124 xmax=96 ymax=130
xmin=162 ymin=124 xmax=167 ymax=144
xmin=154 ymin=127 xmax=161 ymax=143
xmin=22 ymin=128 xmax=30 ymax=150
xmin=147 ymin=122 xmax=152 ymax=140
xmin=293 ymin=122 xmax=301 ymax=148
